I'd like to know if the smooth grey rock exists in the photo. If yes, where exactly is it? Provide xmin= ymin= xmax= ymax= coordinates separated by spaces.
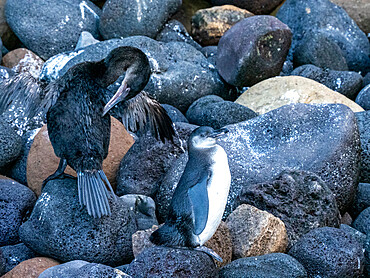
xmin=352 ymin=183 xmax=370 ymax=217
xmin=99 ymin=0 xmax=181 ymax=40
xmin=162 ymin=104 xmax=188 ymax=123
xmin=217 ymin=15 xmax=292 ymax=87
xmin=219 ymin=253 xmax=307 ymax=278
xmin=0 ymin=121 xmax=22 ymax=169
xmin=75 ymin=31 xmax=99 ymax=50
xmin=0 ymin=179 xmax=36 ymax=247
xmin=289 ymin=227 xmax=365 ymax=277
xmin=186 ymin=95 xmax=257 ymax=129
xmin=277 ymin=0 xmax=370 ymax=74
xmin=355 ymin=111 xmax=370 ymax=183
xmin=5 ymin=0 xmax=101 ymax=60
xmin=356 ymin=84 xmax=370 ymax=110
xmin=340 ymin=224 xmax=367 ymax=245
xmin=0 ymin=243 xmax=37 ymax=273
xmin=19 ymin=178 xmax=137 ymax=266
xmin=353 ymin=207 xmax=370 ymax=235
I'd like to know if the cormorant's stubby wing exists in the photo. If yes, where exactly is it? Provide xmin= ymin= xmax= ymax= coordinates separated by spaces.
xmin=188 ymin=170 xmax=211 ymax=235
xmin=114 ymin=92 xmax=175 ymax=142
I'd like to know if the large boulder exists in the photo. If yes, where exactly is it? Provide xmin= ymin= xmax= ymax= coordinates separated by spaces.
xmin=5 ymin=0 xmax=101 ymax=60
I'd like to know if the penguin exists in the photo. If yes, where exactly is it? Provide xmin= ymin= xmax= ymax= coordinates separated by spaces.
xmin=150 ymin=126 xmax=231 ymax=260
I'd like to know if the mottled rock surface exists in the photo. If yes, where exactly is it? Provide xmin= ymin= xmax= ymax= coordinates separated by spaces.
xmin=211 ymin=0 xmax=284 ymax=15
xmin=0 ymin=243 xmax=37 ymax=274
xmin=353 ymin=207 xmax=370 ymax=235
xmin=352 ymin=183 xmax=370 ymax=217
xmin=2 ymin=48 xmax=44 ymax=78
xmin=355 ymin=111 xmax=370 ymax=183
xmin=162 ymin=104 xmax=188 ymax=123
xmin=1 ymin=257 xmax=59 ymax=278
xmin=355 ymin=85 xmax=370 ymax=110
xmin=0 ymin=121 xmax=22 ymax=169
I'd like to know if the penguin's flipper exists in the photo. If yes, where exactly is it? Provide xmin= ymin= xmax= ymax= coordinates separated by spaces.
xmin=188 ymin=172 xmax=210 ymax=235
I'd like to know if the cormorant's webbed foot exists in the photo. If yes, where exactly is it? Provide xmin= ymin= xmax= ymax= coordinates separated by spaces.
xmin=42 ymin=158 xmax=72 ymax=188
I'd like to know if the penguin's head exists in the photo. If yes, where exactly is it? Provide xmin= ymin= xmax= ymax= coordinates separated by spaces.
xmin=188 ymin=126 xmax=228 ymax=150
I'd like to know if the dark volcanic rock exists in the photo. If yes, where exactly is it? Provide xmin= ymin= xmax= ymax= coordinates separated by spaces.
xmin=39 ymin=260 xmax=130 ymax=278
xmin=162 ymin=104 xmax=188 ymax=123
xmin=0 ymin=178 xmax=36 ymax=247
xmin=0 ymin=243 xmax=37 ymax=273
xmin=219 ymin=253 xmax=307 ymax=278
xmin=126 ymin=246 xmax=218 ymax=278
xmin=277 ymin=0 xmax=370 ymax=74
xmin=75 ymin=31 xmax=99 ymax=51
xmin=19 ymin=178 xmax=137 ymax=266
xmin=201 ymin=46 xmax=217 ymax=66
xmin=356 ymin=85 xmax=370 ymax=110
xmin=291 ymin=64 xmax=363 ymax=100
xmin=217 ymin=15 xmax=292 ymax=87
xmin=340 ymin=224 xmax=367 ymax=246
xmin=237 ymin=169 xmax=341 ymax=248
xmin=0 ymin=121 xmax=22 ymax=169
xmin=211 ymin=0 xmax=284 ymax=15
xmin=5 ymin=0 xmax=101 ymax=60
xmin=293 ymin=31 xmax=348 ymax=71
xmin=156 ymin=19 xmax=201 ymax=51
xmin=186 ymin=95 xmax=257 ymax=129
xmin=289 ymin=227 xmax=365 ymax=277
xmin=99 ymin=0 xmax=181 ymax=40
xmin=0 ymin=249 xmax=4 ymax=276
xmin=355 ymin=111 xmax=370 ymax=183
xmin=156 ymin=104 xmax=361 ymax=221
xmin=40 ymin=36 xmax=232 ymax=113
xmin=353 ymin=207 xmax=370 ymax=235
xmin=116 ymin=122 xmax=197 ymax=197
xmin=352 ymin=183 xmax=370 ymax=217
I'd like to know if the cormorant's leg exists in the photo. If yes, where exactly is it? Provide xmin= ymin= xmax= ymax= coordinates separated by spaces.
xmin=42 ymin=158 xmax=74 ymax=188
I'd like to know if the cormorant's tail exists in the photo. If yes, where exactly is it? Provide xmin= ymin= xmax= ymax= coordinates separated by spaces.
xmin=150 ymin=223 xmax=186 ymax=247
xmin=77 ymin=170 xmax=117 ymax=218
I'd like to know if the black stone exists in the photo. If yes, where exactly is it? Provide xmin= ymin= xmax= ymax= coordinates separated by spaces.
xmin=201 ymin=46 xmax=217 ymax=66
xmin=353 ymin=207 xmax=370 ymax=235
xmin=289 ymin=227 xmax=365 ymax=277
xmin=356 ymin=85 xmax=370 ymax=110
xmin=291 ymin=64 xmax=363 ymax=100
xmin=162 ymin=104 xmax=188 ymax=123
xmin=126 ymin=246 xmax=218 ymax=278
xmin=0 ymin=243 xmax=37 ymax=273
xmin=0 ymin=121 xmax=22 ymax=169
xmin=340 ymin=224 xmax=367 ymax=246
xmin=365 ymin=236 xmax=370 ymax=276
xmin=217 ymin=15 xmax=292 ymax=87
xmin=355 ymin=111 xmax=370 ymax=183
xmin=5 ymin=0 xmax=101 ymax=60
xmin=219 ymin=253 xmax=307 ymax=278
xmin=0 ymin=249 xmax=5 ymax=276
xmin=19 ymin=178 xmax=137 ymax=266
xmin=186 ymin=95 xmax=257 ymax=129
xmin=352 ymin=183 xmax=370 ymax=217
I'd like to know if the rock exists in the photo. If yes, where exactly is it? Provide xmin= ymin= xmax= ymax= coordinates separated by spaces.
xmin=291 ymin=64 xmax=363 ymax=100
xmin=126 ymin=246 xmax=218 ymax=278
xmin=340 ymin=224 xmax=367 ymax=245
xmin=364 ymin=73 xmax=370 ymax=87
xmin=120 ymin=194 xmax=158 ymax=230
xmin=217 ymin=15 xmax=292 ymax=87
xmin=156 ymin=19 xmax=201 ymax=51
xmin=40 ymin=36 xmax=233 ymax=113
xmin=131 ymin=226 xmax=158 ymax=258
xmin=99 ymin=0 xmax=181 ymax=40
xmin=289 ymin=227 xmax=365 ymax=277
xmin=19 ymin=178 xmax=138 ymax=266
xmin=352 ymin=183 xmax=370 ymax=217
xmin=276 ymin=0 xmax=370 ymax=74
xmin=0 ymin=178 xmax=36 ymax=247
xmin=236 ymin=76 xmax=364 ymax=114
xmin=0 ymin=121 xmax=22 ymax=169
xmin=38 ymin=260 xmax=130 ymax=278
xmin=219 ymin=253 xmax=307 ymax=278
xmin=341 ymin=212 xmax=353 ymax=225
xmin=0 ymin=243 xmax=37 ymax=273
xmin=225 ymin=204 xmax=288 ymax=259
xmin=355 ymin=84 xmax=370 ymax=110
xmin=211 ymin=0 xmax=284 ymax=15
xmin=191 ymin=5 xmax=254 ymax=46
xmin=365 ymin=236 xmax=370 ymax=276
xmin=237 ymin=170 xmax=341 ymax=248
xmin=293 ymin=32 xmax=348 ymax=71
xmin=1 ymin=257 xmax=59 ymax=278
xmin=0 ymin=66 xmax=14 ymax=80
xmin=353 ymin=207 xmax=370 ymax=235
xmin=201 ymin=46 xmax=217 ymax=66
xmin=330 ymin=0 xmax=370 ymax=35
xmin=5 ymin=0 xmax=101 ymax=60
xmin=0 ymin=249 xmax=5 ymax=276
xmin=355 ymin=111 xmax=370 ymax=183
xmin=186 ymin=95 xmax=257 ymax=129
xmin=156 ymin=103 xmax=361 ymax=220
xmin=162 ymin=104 xmax=188 ymax=123
xmin=75 ymin=31 xmax=99 ymax=51
xmin=26 ymin=117 xmax=134 ymax=196
xmin=2 ymin=48 xmax=44 ymax=79
xmin=116 ymin=122 xmax=197 ymax=197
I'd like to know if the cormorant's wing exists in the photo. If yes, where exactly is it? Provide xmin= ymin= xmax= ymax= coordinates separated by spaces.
xmin=115 ymin=91 xmax=175 ymax=142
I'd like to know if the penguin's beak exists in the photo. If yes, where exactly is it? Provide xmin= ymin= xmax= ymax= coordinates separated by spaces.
xmin=102 ymin=81 xmax=130 ymax=116
xmin=209 ymin=128 xmax=229 ymax=139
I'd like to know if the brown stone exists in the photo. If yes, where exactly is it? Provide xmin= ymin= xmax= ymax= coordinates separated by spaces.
xmin=2 ymin=48 xmax=44 ymax=78
xmin=191 ymin=5 xmax=254 ymax=46
xmin=211 ymin=0 xmax=284 ymax=15
xmin=26 ymin=117 xmax=134 ymax=196
xmin=0 ymin=175 xmax=11 ymax=180
xmin=132 ymin=225 xmax=159 ymax=258
xmin=226 ymin=204 xmax=288 ymax=259
xmin=341 ymin=212 xmax=353 ymax=225
xmin=330 ymin=0 xmax=370 ymax=34
xmin=1 ymin=257 xmax=59 ymax=278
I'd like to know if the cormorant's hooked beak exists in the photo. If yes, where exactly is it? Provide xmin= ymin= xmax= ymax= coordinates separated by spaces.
xmin=102 ymin=81 xmax=130 ymax=116
xmin=208 ymin=128 xmax=229 ymax=139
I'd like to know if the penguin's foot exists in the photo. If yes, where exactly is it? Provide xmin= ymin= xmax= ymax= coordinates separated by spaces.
xmin=194 ymin=246 xmax=223 ymax=262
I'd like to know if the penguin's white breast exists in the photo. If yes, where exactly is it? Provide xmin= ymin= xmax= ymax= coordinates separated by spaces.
xmin=197 ymin=145 xmax=231 ymax=245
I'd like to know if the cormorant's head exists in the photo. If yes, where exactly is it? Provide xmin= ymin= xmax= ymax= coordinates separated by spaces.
xmin=102 ymin=46 xmax=151 ymax=116
xmin=188 ymin=126 xmax=228 ymax=150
